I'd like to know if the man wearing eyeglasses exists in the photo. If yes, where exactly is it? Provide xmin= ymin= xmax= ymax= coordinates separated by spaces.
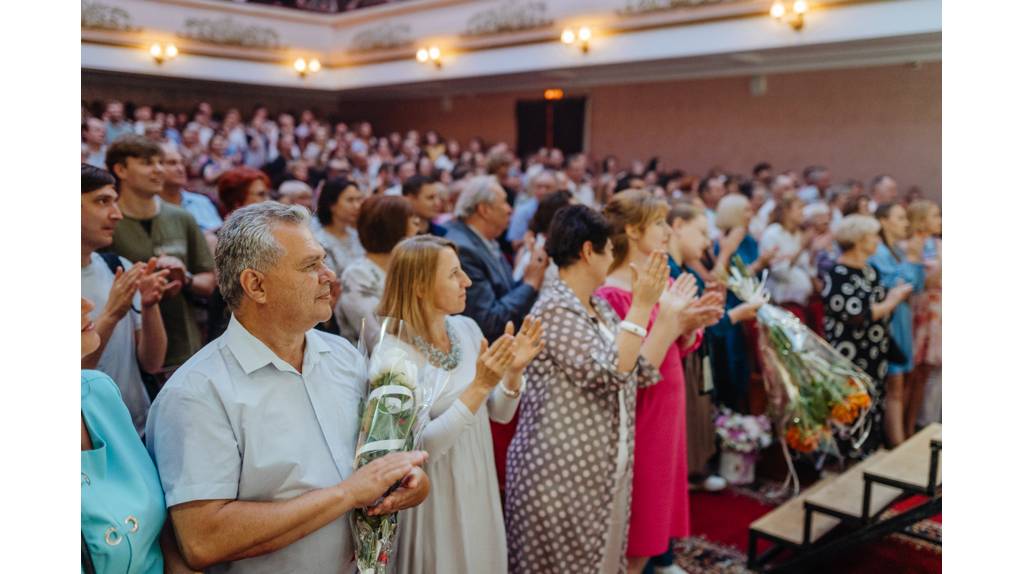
xmin=80 ymin=163 xmax=170 ymax=436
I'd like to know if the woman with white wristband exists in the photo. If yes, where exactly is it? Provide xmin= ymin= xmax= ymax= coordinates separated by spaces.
xmin=598 ymin=190 xmax=724 ymax=574
xmin=385 ymin=235 xmax=544 ymax=574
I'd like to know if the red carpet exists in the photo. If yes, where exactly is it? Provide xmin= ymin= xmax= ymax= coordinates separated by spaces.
xmin=681 ymin=488 xmax=941 ymax=573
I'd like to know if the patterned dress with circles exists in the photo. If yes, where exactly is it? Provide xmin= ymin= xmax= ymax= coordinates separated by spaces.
xmin=504 ymin=278 xmax=661 ymax=574
xmin=821 ymin=263 xmax=890 ymax=455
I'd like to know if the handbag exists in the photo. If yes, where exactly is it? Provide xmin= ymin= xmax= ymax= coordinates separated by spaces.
xmin=886 ymin=330 xmax=908 ymax=366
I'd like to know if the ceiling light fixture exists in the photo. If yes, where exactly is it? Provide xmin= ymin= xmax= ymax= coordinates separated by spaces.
xmin=561 ymin=26 xmax=592 ymax=54
xmin=770 ymin=0 xmax=808 ymax=31
xmin=416 ymin=46 xmax=443 ymax=69
xmin=149 ymin=42 xmax=178 ymax=65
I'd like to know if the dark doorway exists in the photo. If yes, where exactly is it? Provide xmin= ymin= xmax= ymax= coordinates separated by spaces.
xmin=515 ymin=97 xmax=586 ymax=159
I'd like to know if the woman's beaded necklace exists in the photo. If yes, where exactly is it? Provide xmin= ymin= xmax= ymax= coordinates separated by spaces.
xmin=412 ymin=319 xmax=462 ymax=371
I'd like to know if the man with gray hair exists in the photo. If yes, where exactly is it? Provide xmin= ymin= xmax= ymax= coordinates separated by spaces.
xmin=446 ymin=175 xmax=548 ymax=342
xmin=798 ymin=165 xmax=831 ymax=204
xmin=868 ymin=174 xmax=899 ymax=213
xmin=146 ymin=202 xmax=430 ymax=572
xmin=277 ymin=179 xmax=314 ymax=213
xmin=505 ymin=169 xmax=558 ymax=245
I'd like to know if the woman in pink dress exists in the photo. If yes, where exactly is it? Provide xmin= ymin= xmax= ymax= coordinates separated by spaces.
xmin=597 ymin=191 xmax=725 ymax=573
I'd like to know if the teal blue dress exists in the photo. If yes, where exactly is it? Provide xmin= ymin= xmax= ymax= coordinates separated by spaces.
xmin=868 ymin=243 xmax=925 ymax=375
xmin=81 ymin=370 xmax=166 ymax=574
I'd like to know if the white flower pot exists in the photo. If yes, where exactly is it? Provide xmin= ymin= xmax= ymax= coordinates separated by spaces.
xmin=719 ymin=448 xmax=757 ymax=485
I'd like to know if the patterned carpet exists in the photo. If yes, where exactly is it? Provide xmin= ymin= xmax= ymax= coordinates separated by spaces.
xmin=674 ymin=482 xmax=941 ymax=573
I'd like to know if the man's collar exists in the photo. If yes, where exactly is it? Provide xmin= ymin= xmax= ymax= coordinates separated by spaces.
xmin=225 ymin=315 xmax=332 ymax=376
xmin=465 ymin=220 xmax=497 ymax=245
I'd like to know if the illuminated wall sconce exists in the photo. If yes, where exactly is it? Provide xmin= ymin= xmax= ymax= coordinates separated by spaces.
xmin=560 ymin=26 xmax=592 ymax=54
xmin=770 ymin=0 xmax=809 ymax=31
xmin=149 ymin=42 xmax=178 ymax=65
xmin=543 ymin=89 xmax=564 ymax=101
xmin=416 ymin=46 xmax=443 ymax=69
xmin=293 ymin=57 xmax=321 ymax=78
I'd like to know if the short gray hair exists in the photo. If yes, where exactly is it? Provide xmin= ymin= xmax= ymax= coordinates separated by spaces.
xmin=215 ymin=202 xmax=311 ymax=310
xmin=833 ymin=214 xmax=880 ymax=251
xmin=454 ymin=175 xmax=500 ymax=219
xmin=715 ymin=193 xmax=751 ymax=231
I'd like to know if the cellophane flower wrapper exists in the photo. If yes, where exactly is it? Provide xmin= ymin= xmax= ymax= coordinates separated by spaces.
xmin=350 ymin=317 xmax=450 ymax=574
xmin=725 ymin=257 xmax=878 ymax=458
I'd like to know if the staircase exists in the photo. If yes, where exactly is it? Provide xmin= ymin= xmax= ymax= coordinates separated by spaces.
xmin=747 ymin=423 xmax=941 ymax=571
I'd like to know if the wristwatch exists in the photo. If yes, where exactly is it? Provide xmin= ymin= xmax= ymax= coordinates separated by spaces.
xmin=184 ymin=271 xmax=194 ymax=289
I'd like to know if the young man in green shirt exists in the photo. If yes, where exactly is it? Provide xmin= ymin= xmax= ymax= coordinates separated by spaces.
xmin=107 ymin=135 xmax=217 ymax=372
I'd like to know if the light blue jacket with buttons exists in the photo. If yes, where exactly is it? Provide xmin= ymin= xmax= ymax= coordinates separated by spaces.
xmin=82 ymin=370 xmax=165 ymax=574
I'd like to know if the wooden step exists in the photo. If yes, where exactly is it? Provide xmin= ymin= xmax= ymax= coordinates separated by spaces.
xmin=750 ymin=476 xmax=842 ymax=546
xmin=804 ymin=450 xmax=903 ymax=521
xmin=864 ymin=423 xmax=942 ymax=491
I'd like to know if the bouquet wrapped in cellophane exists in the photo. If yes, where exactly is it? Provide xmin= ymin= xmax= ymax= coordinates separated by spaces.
xmin=723 ymin=257 xmax=877 ymax=485
xmin=350 ymin=317 xmax=449 ymax=574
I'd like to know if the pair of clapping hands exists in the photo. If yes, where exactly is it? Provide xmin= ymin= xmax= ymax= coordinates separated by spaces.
xmin=350 ymin=317 xmax=547 ymax=517
xmin=105 ymin=256 xmax=183 ymax=319
xmin=630 ymin=252 xmax=726 ymax=336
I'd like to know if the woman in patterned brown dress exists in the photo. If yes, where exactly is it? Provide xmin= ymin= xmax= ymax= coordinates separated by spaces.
xmin=505 ymin=205 xmax=692 ymax=574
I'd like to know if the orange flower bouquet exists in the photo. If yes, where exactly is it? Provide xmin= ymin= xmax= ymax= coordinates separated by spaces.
xmin=726 ymin=257 xmax=878 ymax=459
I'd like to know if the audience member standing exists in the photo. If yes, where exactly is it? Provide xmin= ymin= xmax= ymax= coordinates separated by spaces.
xmin=402 ymin=175 xmax=448 ymax=236
xmin=335 ymin=195 xmax=419 ymax=344
xmin=445 ymin=176 xmax=547 ymax=342
xmin=107 ymin=135 xmax=216 ymax=375
xmin=597 ymin=191 xmax=723 ymax=574
xmin=387 ymin=236 xmax=543 ymax=574
xmin=81 ymin=164 xmax=170 ymax=435
xmin=823 ymin=215 xmax=913 ymax=454
xmin=505 ymin=206 xmax=686 ymax=574
xmin=159 ymin=146 xmax=223 ymax=235
xmin=145 ymin=203 xmax=430 ymax=573
xmin=869 ymin=203 xmax=925 ymax=446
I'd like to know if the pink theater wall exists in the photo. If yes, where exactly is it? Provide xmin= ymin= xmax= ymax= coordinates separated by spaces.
xmin=355 ymin=63 xmax=941 ymax=199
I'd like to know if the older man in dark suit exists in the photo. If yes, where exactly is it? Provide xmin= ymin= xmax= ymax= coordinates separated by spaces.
xmin=445 ymin=175 xmax=549 ymax=342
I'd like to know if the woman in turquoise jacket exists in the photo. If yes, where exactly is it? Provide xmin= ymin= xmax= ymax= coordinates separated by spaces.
xmin=81 ymin=297 xmax=193 ymax=574
xmin=869 ymin=205 xmax=925 ymax=447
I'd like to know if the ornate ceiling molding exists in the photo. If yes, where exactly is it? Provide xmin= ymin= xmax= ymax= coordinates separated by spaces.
xmin=464 ymin=1 xmax=553 ymax=37
xmin=350 ymin=22 xmax=414 ymax=53
xmin=620 ymin=0 xmax=742 ymax=16
xmin=177 ymin=16 xmax=283 ymax=49
xmin=81 ymin=0 xmax=139 ymax=32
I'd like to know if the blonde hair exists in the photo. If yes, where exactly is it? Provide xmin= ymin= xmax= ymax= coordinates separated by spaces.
xmin=377 ymin=235 xmax=459 ymax=345
xmin=907 ymin=199 xmax=938 ymax=234
xmin=715 ymin=193 xmax=751 ymax=231
xmin=833 ymin=214 xmax=881 ymax=252
xmin=603 ymin=189 xmax=669 ymax=271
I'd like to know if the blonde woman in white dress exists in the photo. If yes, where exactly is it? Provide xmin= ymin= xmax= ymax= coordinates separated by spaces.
xmin=380 ymin=235 xmax=543 ymax=574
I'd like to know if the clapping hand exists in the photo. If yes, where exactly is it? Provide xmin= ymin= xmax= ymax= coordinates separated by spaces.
xmin=474 ymin=334 xmax=515 ymax=390
xmin=658 ymin=272 xmax=699 ymax=327
xmin=104 ymin=262 xmax=146 ymax=320
xmin=137 ymin=257 xmax=177 ymax=308
xmin=505 ymin=316 xmax=544 ymax=375
xmin=156 ymin=255 xmax=188 ymax=298
xmin=679 ymin=289 xmax=726 ymax=333
xmin=631 ymin=251 xmax=670 ymax=309
xmin=720 ymin=226 xmax=746 ymax=258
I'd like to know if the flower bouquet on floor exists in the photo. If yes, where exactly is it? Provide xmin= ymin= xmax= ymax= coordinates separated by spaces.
xmin=350 ymin=317 xmax=449 ymax=574
xmin=714 ymin=408 xmax=773 ymax=485
xmin=723 ymin=257 xmax=877 ymax=492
